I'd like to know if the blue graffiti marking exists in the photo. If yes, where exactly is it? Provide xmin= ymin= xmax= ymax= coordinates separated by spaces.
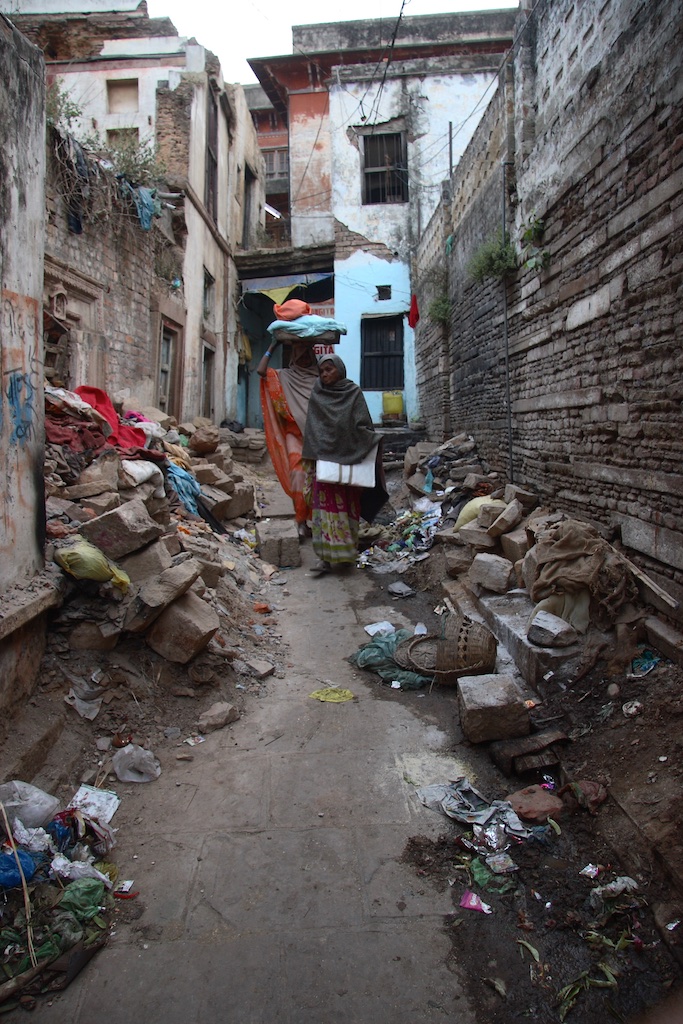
xmin=6 ymin=371 xmax=36 ymax=445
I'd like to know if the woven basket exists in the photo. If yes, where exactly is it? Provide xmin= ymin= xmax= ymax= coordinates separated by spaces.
xmin=400 ymin=617 xmax=497 ymax=686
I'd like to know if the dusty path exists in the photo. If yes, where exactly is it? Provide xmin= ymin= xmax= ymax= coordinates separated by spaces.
xmin=28 ymin=529 xmax=485 ymax=1023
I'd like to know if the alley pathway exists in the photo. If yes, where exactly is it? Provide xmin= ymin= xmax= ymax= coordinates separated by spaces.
xmin=29 ymin=509 xmax=482 ymax=1023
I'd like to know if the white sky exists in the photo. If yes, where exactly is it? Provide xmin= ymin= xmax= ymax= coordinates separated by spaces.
xmin=145 ymin=0 xmax=519 ymax=85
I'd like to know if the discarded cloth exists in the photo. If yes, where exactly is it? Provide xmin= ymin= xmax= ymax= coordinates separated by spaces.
xmin=308 ymin=687 xmax=354 ymax=702
xmin=165 ymin=462 xmax=201 ymax=515
xmin=267 ymin=314 xmax=348 ymax=338
xmin=74 ymin=386 xmax=148 ymax=450
xmin=349 ymin=628 xmax=432 ymax=690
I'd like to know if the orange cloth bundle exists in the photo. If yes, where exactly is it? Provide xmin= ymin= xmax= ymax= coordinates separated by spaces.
xmin=273 ymin=299 xmax=311 ymax=321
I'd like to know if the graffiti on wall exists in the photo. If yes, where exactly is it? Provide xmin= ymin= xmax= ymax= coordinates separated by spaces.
xmin=1 ymin=291 xmax=40 ymax=446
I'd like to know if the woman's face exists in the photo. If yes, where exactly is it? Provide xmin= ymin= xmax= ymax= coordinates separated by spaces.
xmin=319 ymin=360 xmax=342 ymax=387
xmin=290 ymin=343 xmax=316 ymax=368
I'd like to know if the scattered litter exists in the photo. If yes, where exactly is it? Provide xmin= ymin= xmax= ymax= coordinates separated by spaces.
xmin=391 ymin=681 xmax=402 ymax=689
xmin=484 ymin=977 xmax=507 ymax=999
xmin=111 ymin=744 xmax=161 ymax=783
xmin=629 ymin=647 xmax=662 ymax=678
xmin=485 ymin=852 xmax=519 ymax=874
xmin=414 ymin=622 xmax=428 ymax=634
xmin=67 ymin=784 xmax=120 ymax=824
xmin=0 ymin=780 xmax=60 ymax=828
xmin=115 ymin=879 xmax=135 ymax=893
xmin=308 ymin=687 xmax=354 ymax=703
xmin=517 ymin=938 xmax=540 ymax=962
xmin=658 ymin=755 xmax=668 ymax=762
xmin=364 ymin=620 xmax=395 ymax=636
xmin=460 ymin=890 xmax=492 ymax=914
xmin=666 ymin=919 xmax=681 ymax=931
xmin=588 ymin=875 xmax=639 ymax=910
xmin=416 ymin=778 xmax=531 ymax=839
xmin=579 ymin=864 xmax=602 ymax=878
xmin=622 ymin=700 xmax=644 ymax=717
xmin=388 ymin=581 xmax=415 ymax=598
xmin=183 ymin=735 xmax=206 ymax=746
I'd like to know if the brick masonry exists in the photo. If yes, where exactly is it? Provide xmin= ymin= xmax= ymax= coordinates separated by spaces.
xmin=414 ymin=0 xmax=683 ymax=594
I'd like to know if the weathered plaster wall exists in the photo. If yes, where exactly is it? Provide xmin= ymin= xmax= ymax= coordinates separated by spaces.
xmin=0 ymin=17 xmax=46 ymax=590
xmin=289 ymin=91 xmax=334 ymax=249
xmin=333 ymin=251 xmax=415 ymax=423
xmin=415 ymin=0 xmax=683 ymax=599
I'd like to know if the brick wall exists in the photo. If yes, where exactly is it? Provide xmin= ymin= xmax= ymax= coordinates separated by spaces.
xmin=45 ymin=129 xmax=164 ymax=403
xmin=415 ymin=0 xmax=683 ymax=598
xmin=334 ymin=219 xmax=395 ymax=262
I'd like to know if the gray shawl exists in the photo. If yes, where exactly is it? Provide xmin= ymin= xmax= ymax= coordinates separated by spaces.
xmin=301 ymin=356 xmax=378 ymax=464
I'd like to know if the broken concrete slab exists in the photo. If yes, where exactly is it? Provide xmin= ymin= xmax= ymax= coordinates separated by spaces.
xmin=528 ymin=610 xmax=579 ymax=648
xmin=200 ymin=485 xmax=235 ymax=520
xmin=145 ymin=591 xmax=220 ymax=663
xmin=197 ymin=701 xmax=240 ymax=733
xmin=644 ymin=617 xmax=683 ymax=668
xmin=118 ymin=538 xmax=173 ymax=583
xmin=196 ymin=558 xmax=226 ymax=589
xmin=80 ymin=499 xmax=163 ymax=560
xmin=469 ymin=553 xmax=515 ymax=594
xmin=489 ymin=728 xmax=569 ymax=775
xmin=487 ymin=499 xmax=524 ymax=538
xmin=477 ymin=503 xmax=510 ymax=529
xmin=457 ymin=673 xmax=530 ymax=743
xmin=255 ymin=520 xmax=301 ymax=568
xmin=124 ymin=558 xmax=203 ymax=633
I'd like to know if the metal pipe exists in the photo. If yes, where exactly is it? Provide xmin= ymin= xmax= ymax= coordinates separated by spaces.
xmin=502 ymin=160 xmax=514 ymax=484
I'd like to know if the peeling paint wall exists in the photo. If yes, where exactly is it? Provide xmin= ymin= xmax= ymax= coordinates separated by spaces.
xmin=0 ymin=17 xmax=46 ymax=592
xmin=289 ymin=91 xmax=334 ymax=249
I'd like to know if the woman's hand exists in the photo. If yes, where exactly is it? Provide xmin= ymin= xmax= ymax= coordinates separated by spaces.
xmin=256 ymin=338 xmax=280 ymax=377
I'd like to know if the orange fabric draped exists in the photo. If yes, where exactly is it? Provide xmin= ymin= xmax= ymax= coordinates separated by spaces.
xmin=260 ymin=368 xmax=311 ymax=524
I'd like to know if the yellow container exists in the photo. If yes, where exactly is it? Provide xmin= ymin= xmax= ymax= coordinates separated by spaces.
xmin=382 ymin=391 xmax=404 ymax=416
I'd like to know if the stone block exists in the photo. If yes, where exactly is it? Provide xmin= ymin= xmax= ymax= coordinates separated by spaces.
xmin=469 ymin=553 xmax=515 ymax=593
xmin=80 ymin=498 xmax=163 ymax=560
xmin=162 ymin=531 xmax=182 ymax=556
xmin=477 ymin=503 xmax=509 ymax=529
xmin=488 ymin=499 xmax=524 ymax=538
xmin=500 ymin=526 xmax=530 ymax=564
xmin=63 ymin=451 xmax=120 ymax=500
xmin=80 ymin=491 xmax=121 ymax=516
xmin=463 ymin=473 xmax=491 ymax=490
xmin=221 ymin=481 xmax=255 ymax=520
xmin=458 ymin=523 xmax=499 ymax=552
xmin=145 ymin=591 xmax=220 ymax=663
xmin=45 ymin=497 xmax=91 ymax=523
xmin=244 ymin=658 xmax=275 ymax=680
xmin=528 ymin=610 xmax=578 ymax=648
xmin=504 ymin=484 xmax=538 ymax=510
xmin=118 ymin=539 xmax=173 ymax=583
xmin=200 ymin=485 xmax=234 ymax=520
xmin=197 ymin=701 xmax=239 ymax=733
xmin=178 ymin=421 xmax=196 ymax=436
xmin=644 ymin=617 xmax=683 ymax=667
xmin=193 ymin=464 xmax=234 ymax=494
xmin=197 ymin=558 xmax=225 ymax=588
xmin=522 ymin=544 xmax=542 ymax=592
xmin=255 ymin=520 xmax=301 ymax=568
xmin=68 ymin=621 xmax=120 ymax=651
xmin=444 ymin=547 xmax=474 ymax=578
xmin=124 ymin=558 xmax=202 ymax=633
xmin=457 ymin=674 xmax=530 ymax=743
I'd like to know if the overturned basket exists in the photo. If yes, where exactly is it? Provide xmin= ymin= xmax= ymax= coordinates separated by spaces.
xmin=396 ymin=615 xmax=497 ymax=686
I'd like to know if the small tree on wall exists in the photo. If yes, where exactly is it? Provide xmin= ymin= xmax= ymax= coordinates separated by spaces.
xmin=467 ymin=232 xmax=517 ymax=283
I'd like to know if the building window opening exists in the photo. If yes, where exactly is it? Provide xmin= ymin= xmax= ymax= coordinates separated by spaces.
xmin=361 ymin=315 xmax=404 ymax=389
xmin=376 ymin=285 xmax=392 ymax=300
xmin=362 ymin=132 xmax=408 ymax=205
xmin=205 ymin=89 xmax=218 ymax=222
xmin=264 ymin=148 xmax=289 ymax=181
xmin=203 ymin=268 xmax=215 ymax=324
xmin=106 ymin=127 xmax=139 ymax=148
xmin=202 ymin=345 xmax=215 ymax=420
xmin=158 ymin=323 xmax=178 ymax=414
xmin=107 ymin=78 xmax=139 ymax=114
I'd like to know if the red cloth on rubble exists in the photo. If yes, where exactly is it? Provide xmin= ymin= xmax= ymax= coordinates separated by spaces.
xmin=45 ymin=412 xmax=108 ymax=453
xmin=75 ymin=386 xmax=148 ymax=449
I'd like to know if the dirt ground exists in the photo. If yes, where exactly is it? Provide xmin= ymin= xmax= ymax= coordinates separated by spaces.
xmin=4 ymin=461 xmax=683 ymax=1022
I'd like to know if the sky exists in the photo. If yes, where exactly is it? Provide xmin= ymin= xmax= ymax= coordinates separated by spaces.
xmin=145 ymin=0 xmax=519 ymax=84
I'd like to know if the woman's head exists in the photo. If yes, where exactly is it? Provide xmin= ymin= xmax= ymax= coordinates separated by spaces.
xmin=289 ymin=342 xmax=316 ymax=369
xmin=318 ymin=354 xmax=346 ymax=387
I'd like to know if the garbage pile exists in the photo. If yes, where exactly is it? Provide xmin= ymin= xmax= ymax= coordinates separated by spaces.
xmin=404 ymin=432 xmax=500 ymax=503
xmin=0 ymin=779 xmax=122 ymax=1009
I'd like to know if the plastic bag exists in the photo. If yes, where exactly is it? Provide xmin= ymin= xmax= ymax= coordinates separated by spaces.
xmin=453 ymin=496 xmax=506 ymax=532
xmin=58 ymin=878 xmax=106 ymax=921
xmin=0 ymin=780 xmax=61 ymax=828
xmin=54 ymin=538 xmax=130 ymax=592
xmin=0 ymin=849 xmax=37 ymax=888
xmin=112 ymin=744 xmax=161 ymax=783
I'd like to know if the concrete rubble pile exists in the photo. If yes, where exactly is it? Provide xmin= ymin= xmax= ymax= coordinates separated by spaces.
xmin=39 ymin=385 xmax=291 ymax=713
xmin=403 ymin=432 xmax=499 ymax=498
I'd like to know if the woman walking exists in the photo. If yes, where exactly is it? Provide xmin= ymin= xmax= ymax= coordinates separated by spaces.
xmin=302 ymin=355 xmax=387 ymax=575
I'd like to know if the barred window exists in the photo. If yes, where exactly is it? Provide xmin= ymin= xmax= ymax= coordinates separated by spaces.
xmin=362 ymin=133 xmax=408 ymax=205
xmin=361 ymin=316 xmax=404 ymax=389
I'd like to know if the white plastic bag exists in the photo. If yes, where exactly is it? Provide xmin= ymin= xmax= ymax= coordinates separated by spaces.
xmin=0 ymin=781 xmax=60 ymax=828
xmin=112 ymin=744 xmax=161 ymax=783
